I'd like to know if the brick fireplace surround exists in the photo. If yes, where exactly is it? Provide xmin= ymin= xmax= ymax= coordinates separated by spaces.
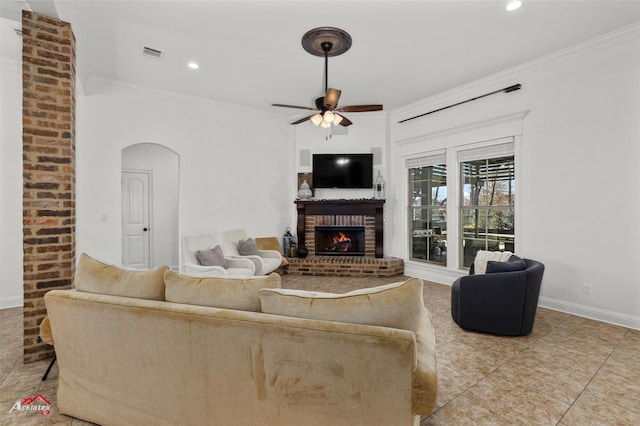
xmin=289 ymin=200 xmax=404 ymax=277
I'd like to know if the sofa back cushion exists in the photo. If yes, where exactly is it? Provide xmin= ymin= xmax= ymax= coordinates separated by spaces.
xmin=259 ymin=277 xmax=424 ymax=333
xmin=74 ymin=253 xmax=168 ymax=300
xmin=164 ymin=271 xmax=281 ymax=312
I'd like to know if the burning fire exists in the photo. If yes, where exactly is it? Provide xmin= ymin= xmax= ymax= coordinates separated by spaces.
xmin=328 ymin=232 xmax=353 ymax=252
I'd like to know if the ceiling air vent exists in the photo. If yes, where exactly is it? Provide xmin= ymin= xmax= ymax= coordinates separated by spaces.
xmin=142 ymin=46 xmax=163 ymax=59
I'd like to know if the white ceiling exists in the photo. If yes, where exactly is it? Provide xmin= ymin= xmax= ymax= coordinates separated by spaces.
xmin=3 ymin=1 xmax=640 ymax=119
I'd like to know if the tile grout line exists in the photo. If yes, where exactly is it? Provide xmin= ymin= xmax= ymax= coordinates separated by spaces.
xmin=555 ymin=328 xmax=630 ymax=424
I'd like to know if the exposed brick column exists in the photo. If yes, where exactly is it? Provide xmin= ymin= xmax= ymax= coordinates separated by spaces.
xmin=22 ymin=11 xmax=76 ymax=363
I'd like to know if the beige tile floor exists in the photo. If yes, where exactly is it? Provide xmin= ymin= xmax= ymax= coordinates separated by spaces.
xmin=1 ymin=275 xmax=638 ymax=425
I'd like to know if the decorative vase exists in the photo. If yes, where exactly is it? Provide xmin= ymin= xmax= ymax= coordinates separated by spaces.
xmin=373 ymin=171 xmax=385 ymax=199
xmin=296 ymin=247 xmax=308 ymax=258
xmin=297 ymin=180 xmax=312 ymax=199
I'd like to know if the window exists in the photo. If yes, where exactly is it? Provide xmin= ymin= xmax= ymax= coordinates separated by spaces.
xmin=408 ymin=156 xmax=447 ymax=266
xmin=460 ymin=155 xmax=515 ymax=267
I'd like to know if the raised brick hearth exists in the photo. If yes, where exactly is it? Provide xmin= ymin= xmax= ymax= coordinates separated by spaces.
xmin=288 ymin=256 xmax=404 ymax=278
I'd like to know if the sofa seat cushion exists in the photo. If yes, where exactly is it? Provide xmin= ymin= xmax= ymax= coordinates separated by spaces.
xmin=259 ymin=277 xmax=424 ymax=333
xmin=74 ymin=253 xmax=168 ymax=301
xmin=164 ymin=271 xmax=281 ymax=312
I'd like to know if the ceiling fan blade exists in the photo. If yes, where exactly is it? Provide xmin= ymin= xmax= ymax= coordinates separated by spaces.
xmin=338 ymin=104 xmax=384 ymax=112
xmin=291 ymin=115 xmax=314 ymax=125
xmin=272 ymin=103 xmax=318 ymax=111
xmin=336 ymin=114 xmax=352 ymax=127
xmin=324 ymin=88 xmax=341 ymax=109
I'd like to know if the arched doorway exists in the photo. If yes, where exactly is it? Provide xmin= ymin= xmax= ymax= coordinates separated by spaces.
xmin=121 ymin=143 xmax=180 ymax=269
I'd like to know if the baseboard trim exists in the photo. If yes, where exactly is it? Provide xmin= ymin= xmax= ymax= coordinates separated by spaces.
xmin=0 ymin=296 xmax=22 ymax=310
xmin=403 ymin=260 xmax=463 ymax=285
xmin=403 ymin=262 xmax=640 ymax=332
xmin=539 ymin=296 xmax=640 ymax=331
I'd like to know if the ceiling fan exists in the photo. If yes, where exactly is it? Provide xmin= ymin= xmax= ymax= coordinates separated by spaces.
xmin=272 ymin=27 xmax=383 ymax=127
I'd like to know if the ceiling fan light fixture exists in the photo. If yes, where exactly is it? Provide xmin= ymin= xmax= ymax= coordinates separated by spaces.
xmin=332 ymin=114 xmax=343 ymax=125
xmin=310 ymin=113 xmax=323 ymax=126
xmin=320 ymin=120 xmax=331 ymax=129
xmin=323 ymin=111 xmax=335 ymax=123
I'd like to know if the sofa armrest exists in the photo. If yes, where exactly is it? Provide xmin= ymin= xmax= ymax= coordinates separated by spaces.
xmin=258 ymin=249 xmax=281 ymax=260
xmin=411 ymin=308 xmax=437 ymax=415
xmin=224 ymin=257 xmax=256 ymax=274
xmin=228 ymin=254 xmax=264 ymax=275
xmin=40 ymin=316 xmax=54 ymax=346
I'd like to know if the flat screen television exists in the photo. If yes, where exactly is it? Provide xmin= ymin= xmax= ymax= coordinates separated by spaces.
xmin=312 ymin=153 xmax=373 ymax=189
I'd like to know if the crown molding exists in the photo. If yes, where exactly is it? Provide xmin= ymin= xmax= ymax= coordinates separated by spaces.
xmin=392 ymin=21 xmax=640 ymax=121
xmin=85 ymin=74 xmax=287 ymax=120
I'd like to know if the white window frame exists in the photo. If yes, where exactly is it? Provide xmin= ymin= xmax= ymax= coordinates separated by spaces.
xmin=457 ymin=138 xmax=516 ymax=268
xmin=406 ymin=151 xmax=447 ymax=265
xmin=398 ymin=111 xmax=527 ymax=280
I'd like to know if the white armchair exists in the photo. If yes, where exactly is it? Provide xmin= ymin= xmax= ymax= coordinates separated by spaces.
xmin=181 ymin=233 xmax=255 ymax=277
xmin=222 ymin=229 xmax=282 ymax=275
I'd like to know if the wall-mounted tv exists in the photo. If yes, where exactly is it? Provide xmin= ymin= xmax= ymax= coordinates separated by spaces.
xmin=312 ymin=153 xmax=373 ymax=189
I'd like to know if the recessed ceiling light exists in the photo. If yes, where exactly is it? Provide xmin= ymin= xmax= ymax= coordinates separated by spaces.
xmin=188 ymin=62 xmax=199 ymax=70
xmin=506 ymin=1 xmax=522 ymax=12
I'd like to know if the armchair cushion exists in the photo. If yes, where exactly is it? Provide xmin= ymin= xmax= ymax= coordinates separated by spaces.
xmin=75 ymin=253 xmax=167 ymax=301
xmin=238 ymin=238 xmax=259 ymax=256
xmin=165 ymin=271 xmax=281 ymax=312
xmin=486 ymin=258 xmax=527 ymax=273
xmin=195 ymin=245 xmax=227 ymax=268
xmin=473 ymin=250 xmax=513 ymax=274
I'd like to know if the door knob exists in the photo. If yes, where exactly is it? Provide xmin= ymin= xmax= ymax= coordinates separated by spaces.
xmin=143 ymin=227 xmax=149 ymax=232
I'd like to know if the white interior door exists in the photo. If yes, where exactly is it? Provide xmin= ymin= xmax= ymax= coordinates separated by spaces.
xmin=122 ymin=171 xmax=151 ymax=269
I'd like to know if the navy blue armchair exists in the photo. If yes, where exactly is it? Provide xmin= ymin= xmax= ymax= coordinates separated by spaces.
xmin=451 ymin=258 xmax=545 ymax=336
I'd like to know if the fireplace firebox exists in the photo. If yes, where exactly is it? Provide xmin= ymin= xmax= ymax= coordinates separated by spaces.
xmin=315 ymin=226 xmax=365 ymax=256
xmin=295 ymin=200 xmax=385 ymax=258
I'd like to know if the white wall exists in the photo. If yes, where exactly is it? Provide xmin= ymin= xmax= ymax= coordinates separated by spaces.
xmin=389 ymin=25 xmax=640 ymax=329
xmin=76 ymin=78 xmax=293 ymax=266
xmin=0 ymin=56 xmax=23 ymax=308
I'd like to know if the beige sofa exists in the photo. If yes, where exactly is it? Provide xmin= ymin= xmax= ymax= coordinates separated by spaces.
xmin=43 ymin=253 xmax=437 ymax=425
